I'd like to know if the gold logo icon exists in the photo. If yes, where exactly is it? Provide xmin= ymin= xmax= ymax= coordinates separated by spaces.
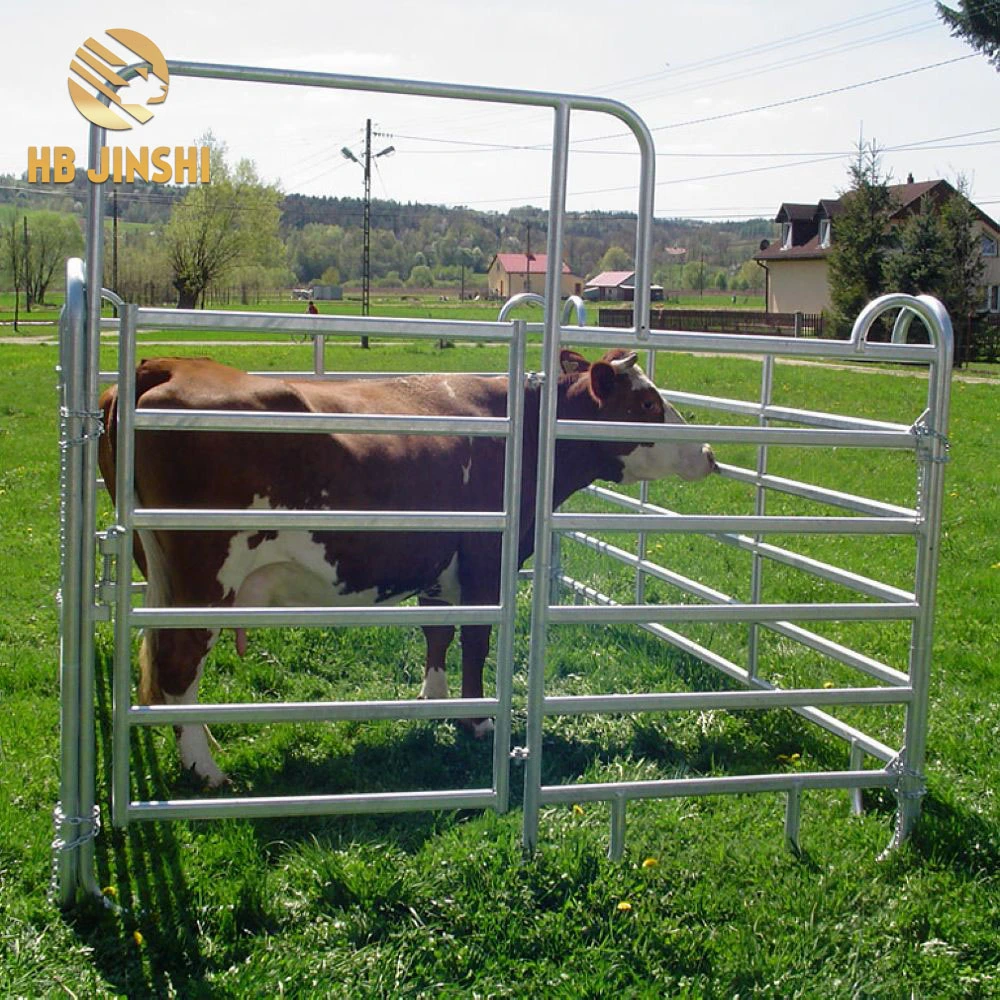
xmin=68 ymin=29 xmax=169 ymax=131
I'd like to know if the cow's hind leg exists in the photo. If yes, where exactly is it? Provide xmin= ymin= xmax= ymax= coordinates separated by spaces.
xmin=460 ymin=624 xmax=494 ymax=739
xmin=140 ymin=626 xmax=227 ymax=787
xmin=418 ymin=598 xmax=454 ymax=700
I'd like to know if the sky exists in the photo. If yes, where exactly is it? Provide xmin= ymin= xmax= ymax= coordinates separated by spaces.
xmin=2 ymin=0 xmax=997 ymax=223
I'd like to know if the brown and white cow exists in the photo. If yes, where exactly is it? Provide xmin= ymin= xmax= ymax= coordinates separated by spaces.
xmin=98 ymin=350 xmax=716 ymax=786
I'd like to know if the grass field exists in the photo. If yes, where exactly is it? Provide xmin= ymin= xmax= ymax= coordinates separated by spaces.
xmin=2 ymin=329 xmax=999 ymax=998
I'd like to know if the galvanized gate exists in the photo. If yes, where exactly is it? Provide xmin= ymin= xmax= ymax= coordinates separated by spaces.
xmin=55 ymin=61 xmax=952 ymax=907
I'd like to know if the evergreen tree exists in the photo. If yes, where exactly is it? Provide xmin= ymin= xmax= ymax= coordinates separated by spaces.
xmin=827 ymin=143 xmax=896 ymax=332
xmin=938 ymin=178 xmax=986 ymax=322
xmin=937 ymin=1 xmax=1000 ymax=70
xmin=883 ymin=196 xmax=948 ymax=296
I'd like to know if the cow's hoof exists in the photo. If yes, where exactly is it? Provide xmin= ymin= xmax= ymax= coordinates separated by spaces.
xmin=462 ymin=717 xmax=494 ymax=739
xmin=184 ymin=762 xmax=231 ymax=789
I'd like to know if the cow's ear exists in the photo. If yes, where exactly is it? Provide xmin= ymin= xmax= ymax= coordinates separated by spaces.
xmin=588 ymin=361 xmax=616 ymax=403
xmin=560 ymin=350 xmax=590 ymax=374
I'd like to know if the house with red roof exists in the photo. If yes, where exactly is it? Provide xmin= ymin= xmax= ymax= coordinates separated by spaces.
xmin=754 ymin=178 xmax=1000 ymax=316
xmin=487 ymin=253 xmax=582 ymax=300
xmin=583 ymin=270 xmax=664 ymax=302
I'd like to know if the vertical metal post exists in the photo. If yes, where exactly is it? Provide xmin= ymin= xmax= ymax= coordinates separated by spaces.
xmin=75 ymin=122 xmax=109 ymax=897
xmin=522 ymin=101 xmax=572 ymax=852
xmin=634 ymin=350 xmax=656 ymax=605
xmin=893 ymin=298 xmax=953 ymax=845
xmin=629 ymin=117 xmax=656 ymax=338
xmin=112 ymin=305 xmax=138 ymax=828
xmin=492 ymin=320 xmax=527 ymax=812
xmin=850 ymin=740 xmax=865 ymax=816
xmin=748 ymin=356 xmax=774 ymax=680
xmin=313 ymin=334 xmax=326 ymax=375
xmin=608 ymin=797 xmax=627 ymax=861
xmin=785 ymin=784 xmax=802 ymax=854
xmin=55 ymin=263 xmax=85 ymax=905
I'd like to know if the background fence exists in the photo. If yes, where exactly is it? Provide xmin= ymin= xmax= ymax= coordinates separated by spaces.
xmin=600 ymin=308 xmax=825 ymax=337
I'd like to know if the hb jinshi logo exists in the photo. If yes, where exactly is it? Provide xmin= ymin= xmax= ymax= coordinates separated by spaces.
xmin=68 ymin=29 xmax=169 ymax=130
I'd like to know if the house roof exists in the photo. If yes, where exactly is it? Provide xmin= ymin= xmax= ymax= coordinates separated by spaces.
xmin=491 ymin=253 xmax=570 ymax=275
xmin=585 ymin=270 xmax=635 ymax=288
xmin=756 ymin=178 xmax=1000 ymax=262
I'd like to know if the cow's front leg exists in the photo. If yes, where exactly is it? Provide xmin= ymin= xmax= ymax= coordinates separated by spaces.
xmin=460 ymin=623 xmax=494 ymax=738
xmin=418 ymin=599 xmax=454 ymax=700
xmin=140 ymin=626 xmax=228 ymax=787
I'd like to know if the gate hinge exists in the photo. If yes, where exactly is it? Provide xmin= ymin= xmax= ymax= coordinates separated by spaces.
xmin=886 ymin=750 xmax=926 ymax=802
xmin=911 ymin=412 xmax=950 ymax=465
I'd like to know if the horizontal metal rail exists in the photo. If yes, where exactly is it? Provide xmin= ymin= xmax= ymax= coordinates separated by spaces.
xmin=559 ymin=576 xmax=900 ymax=761
xmin=548 ymin=602 xmax=918 ymax=625
xmin=128 ymin=787 xmax=497 ymax=822
xmin=576 ymin=492 xmax=917 ymax=601
xmin=130 ymin=697 xmax=497 ymax=725
xmin=566 ymin=324 xmax=942 ymax=363
xmin=663 ymin=389 xmax=913 ymax=434
xmin=567 ymin=530 xmax=916 ymax=633
xmin=130 ymin=605 xmax=503 ymax=628
xmin=554 ymin=512 xmax=920 ymax=536
xmin=127 ymin=306 xmax=519 ymax=341
xmin=543 ymin=687 xmax=911 ymax=714
xmin=718 ymin=464 xmax=917 ymax=519
xmin=132 ymin=508 xmax=506 ymax=531
xmin=557 ymin=420 xmax=918 ymax=450
xmin=538 ymin=769 xmax=896 ymax=806
xmin=133 ymin=408 xmax=510 ymax=437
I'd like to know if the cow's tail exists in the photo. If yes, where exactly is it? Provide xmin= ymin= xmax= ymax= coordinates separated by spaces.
xmin=97 ymin=383 xmax=119 ymax=503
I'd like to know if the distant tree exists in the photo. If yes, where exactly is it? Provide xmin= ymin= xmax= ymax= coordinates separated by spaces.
xmin=736 ymin=258 xmax=766 ymax=292
xmin=937 ymin=1 xmax=1000 ymax=70
xmin=714 ymin=271 xmax=728 ymax=291
xmin=938 ymin=177 xmax=986 ymax=323
xmin=164 ymin=136 xmax=282 ymax=309
xmin=596 ymin=245 xmax=632 ymax=273
xmin=827 ymin=143 xmax=897 ymax=332
xmin=0 ymin=207 xmax=26 ymax=328
xmin=883 ymin=196 xmax=948 ymax=296
xmin=407 ymin=264 xmax=434 ymax=288
xmin=22 ymin=212 xmax=84 ymax=305
xmin=319 ymin=265 xmax=341 ymax=286
xmin=682 ymin=260 xmax=708 ymax=293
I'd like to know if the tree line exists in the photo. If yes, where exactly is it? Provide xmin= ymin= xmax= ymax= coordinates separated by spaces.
xmin=1 ymin=136 xmax=772 ymax=310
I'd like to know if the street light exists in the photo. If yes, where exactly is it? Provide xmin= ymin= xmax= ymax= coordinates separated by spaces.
xmin=342 ymin=120 xmax=394 ymax=348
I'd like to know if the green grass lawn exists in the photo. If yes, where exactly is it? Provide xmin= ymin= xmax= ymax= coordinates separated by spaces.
xmin=1 ymin=335 xmax=998 ymax=997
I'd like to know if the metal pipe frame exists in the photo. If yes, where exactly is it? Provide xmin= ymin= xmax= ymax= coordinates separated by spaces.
xmin=56 ymin=57 xmax=952 ymax=902
xmin=525 ymin=294 xmax=951 ymax=857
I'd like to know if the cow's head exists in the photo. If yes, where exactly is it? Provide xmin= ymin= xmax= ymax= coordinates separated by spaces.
xmin=560 ymin=349 xmax=717 ymax=484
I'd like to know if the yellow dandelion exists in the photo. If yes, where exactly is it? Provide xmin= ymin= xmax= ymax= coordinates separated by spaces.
xmin=642 ymin=857 xmax=658 ymax=869
xmin=616 ymin=901 xmax=633 ymax=912
xmin=572 ymin=804 xmax=584 ymax=816
xmin=102 ymin=885 xmax=118 ymax=898
xmin=823 ymin=680 xmax=835 ymax=689
xmin=133 ymin=930 xmax=144 ymax=946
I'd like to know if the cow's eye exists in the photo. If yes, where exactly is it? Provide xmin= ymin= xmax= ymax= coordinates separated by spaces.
xmin=642 ymin=399 xmax=655 ymax=411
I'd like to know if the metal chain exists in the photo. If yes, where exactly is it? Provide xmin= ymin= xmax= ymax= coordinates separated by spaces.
xmin=49 ymin=802 xmax=102 ymax=904
xmin=886 ymin=750 xmax=927 ymax=802
xmin=59 ymin=407 xmax=104 ymax=450
xmin=912 ymin=418 xmax=950 ymax=465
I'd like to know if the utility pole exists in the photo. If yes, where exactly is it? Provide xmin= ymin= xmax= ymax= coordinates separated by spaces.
xmin=112 ymin=189 xmax=119 ymax=292
xmin=343 ymin=120 xmax=394 ymax=349
xmin=22 ymin=216 xmax=31 ymax=311
xmin=525 ymin=221 xmax=531 ymax=294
